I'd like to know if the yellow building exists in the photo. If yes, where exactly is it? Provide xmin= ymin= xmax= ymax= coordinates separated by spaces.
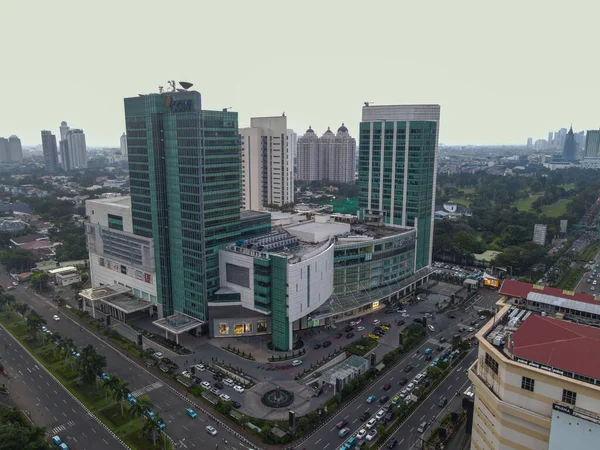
xmin=469 ymin=281 xmax=600 ymax=450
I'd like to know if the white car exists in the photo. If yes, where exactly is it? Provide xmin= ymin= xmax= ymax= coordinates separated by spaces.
xmin=350 ymin=320 xmax=357 ymax=326
xmin=357 ymin=326 xmax=365 ymax=332
xmin=233 ymin=385 xmax=245 ymax=393
xmin=206 ymin=425 xmax=217 ymax=436
xmin=356 ymin=428 xmax=367 ymax=439
xmin=366 ymin=429 xmax=378 ymax=441
xmin=375 ymin=409 xmax=386 ymax=420
xmin=181 ymin=371 xmax=192 ymax=378
xmin=52 ymin=315 xmax=60 ymax=321
xmin=397 ymin=309 xmax=407 ymax=314
xmin=402 ymin=313 xmax=410 ymax=318
xmin=223 ymin=378 xmax=235 ymax=386
xmin=292 ymin=360 xmax=303 ymax=367
xmin=154 ymin=352 xmax=164 ymax=360
xmin=406 ymin=382 xmax=415 ymax=391
xmin=373 ymin=319 xmax=381 ymax=325
xmin=468 ymin=327 xmax=475 ymax=332
xmin=428 ymin=325 xmax=435 ymax=332
xmin=194 ymin=364 xmax=205 ymax=372
xmin=201 ymin=381 xmax=211 ymax=389
xmin=366 ymin=417 xmax=377 ymax=429
xmin=219 ymin=394 xmax=231 ymax=402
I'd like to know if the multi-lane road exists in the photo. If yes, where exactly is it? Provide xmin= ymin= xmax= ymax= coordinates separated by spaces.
xmin=0 ymin=320 xmax=124 ymax=450
xmin=4 ymin=279 xmax=255 ymax=450
xmin=297 ymin=309 xmax=481 ymax=450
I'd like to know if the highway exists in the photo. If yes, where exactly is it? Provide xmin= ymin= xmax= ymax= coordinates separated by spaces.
xmin=0 ymin=320 xmax=124 ymax=450
xmin=297 ymin=307 xmax=481 ymax=450
xmin=5 ymin=281 xmax=255 ymax=450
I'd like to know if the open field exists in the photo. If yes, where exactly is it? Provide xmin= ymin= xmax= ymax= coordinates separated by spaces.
xmin=513 ymin=194 xmax=543 ymax=211
xmin=542 ymin=198 xmax=570 ymax=217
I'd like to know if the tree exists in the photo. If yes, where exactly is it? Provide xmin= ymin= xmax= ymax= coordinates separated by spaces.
xmin=26 ymin=310 xmax=46 ymax=336
xmin=30 ymin=272 xmax=50 ymax=293
xmin=14 ymin=303 xmax=29 ymax=318
xmin=77 ymin=345 xmax=107 ymax=387
xmin=0 ymin=248 xmax=36 ymax=272
xmin=112 ymin=378 xmax=129 ymax=416
xmin=426 ymin=366 xmax=441 ymax=380
xmin=103 ymin=377 xmax=120 ymax=405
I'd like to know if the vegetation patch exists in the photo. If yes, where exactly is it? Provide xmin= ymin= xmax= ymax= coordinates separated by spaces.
xmin=555 ymin=266 xmax=585 ymax=290
xmin=344 ymin=337 xmax=378 ymax=356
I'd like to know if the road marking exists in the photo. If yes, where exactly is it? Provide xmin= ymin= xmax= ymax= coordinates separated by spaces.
xmin=103 ymin=439 xmax=109 ymax=445
xmin=330 ymin=426 xmax=336 ymax=431
xmin=457 ymin=366 xmax=463 ymax=371
xmin=63 ymin=399 xmax=67 ymax=404
xmin=130 ymin=381 xmax=163 ymax=398
xmin=399 ymin=439 xmax=404 ymax=445
xmin=54 ymin=390 xmax=58 ymax=394
xmin=183 ymin=425 xmax=189 ymax=431
xmin=36 ymin=397 xmax=40 ymax=402
xmin=54 ymin=403 xmax=58 ymax=408
xmin=410 ymin=427 xmax=415 ymax=432
xmin=92 ymin=428 xmax=97 ymax=434
xmin=420 ymin=415 xmax=425 ymax=421
xmin=62 ymin=412 xmax=67 ymax=417
xmin=430 ymin=404 xmax=435 ymax=409
xmin=324 ymin=444 xmax=330 ymax=449
xmin=46 ymin=382 xmax=50 ymax=387
xmin=27 ymin=367 xmax=32 ymax=373
xmin=50 ymin=420 xmax=76 ymax=435
xmin=315 ymin=438 xmax=322 ymax=444
xmin=352 ymin=419 xmax=358 ymax=424
xmin=389 ymin=376 xmax=394 ymax=381
xmin=72 ymin=408 xmax=76 ymax=413
xmin=356 ymin=405 xmax=361 ymax=409
xmin=447 ymin=384 xmax=453 ymax=391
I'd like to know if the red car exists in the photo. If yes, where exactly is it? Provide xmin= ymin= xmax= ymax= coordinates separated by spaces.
xmin=335 ymin=332 xmax=343 ymax=339
xmin=447 ymin=313 xmax=456 ymax=319
xmin=458 ymin=327 xmax=465 ymax=332
xmin=383 ymin=383 xmax=392 ymax=391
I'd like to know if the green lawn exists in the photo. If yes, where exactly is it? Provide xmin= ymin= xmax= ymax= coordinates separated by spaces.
xmin=513 ymin=194 xmax=543 ymax=211
xmin=458 ymin=186 xmax=476 ymax=194
xmin=541 ymin=198 xmax=570 ymax=217
xmin=559 ymin=183 xmax=576 ymax=191
xmin=449 ymin=197 xmax=471 ymax=207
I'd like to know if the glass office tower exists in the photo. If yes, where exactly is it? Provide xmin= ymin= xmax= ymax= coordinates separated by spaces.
xmin=357 ymin=105 xmax=440 ymax=270
xmin=124 ymin=90 xmax=241 ymax=320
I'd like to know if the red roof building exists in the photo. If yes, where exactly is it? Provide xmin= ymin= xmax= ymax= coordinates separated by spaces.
xmin=499 ymin=279 xmax=597 ymax=306
xmin=510 ymin=315 xmax=600 ymax=381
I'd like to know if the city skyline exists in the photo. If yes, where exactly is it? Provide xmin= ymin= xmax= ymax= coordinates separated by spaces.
xmin=2 ymin=0 xmax=598 ymax=147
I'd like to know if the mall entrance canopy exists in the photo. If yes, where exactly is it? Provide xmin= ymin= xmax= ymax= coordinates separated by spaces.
xmin=78 ymin=285 xmax=153 ymax=321
xmin=153 ymin=312 xmax=203 ymax=344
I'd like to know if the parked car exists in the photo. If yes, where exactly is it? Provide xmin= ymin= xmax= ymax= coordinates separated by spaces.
xmin=447 ymin=313 xmax=456 ymax=319
xmin=214 ymin=381 xmax=224 ymax=389
xmin=335 ymin=332 xmax=343 ymax=338
xmin=397 ymin=319 xmax=405 ymax=326
xmin=360 ymin=411 xmax=371 ymax=421
xmin=181 ymin=370 xmax=192 ymax=378
xmin=233 ymin=385 xmax=245 ymax=393
xmin=194 ymin=364 xmax=205 ymax=372
xmin=231 ymin=400 xmax=241 ymax=408
xmin=211 ymin=387 xmax=220 ymax=395
xmin=322 ymin=340 xmax=332 ymax=348
xmin=345 ymin=325 xmax=354 ymax=332
xmin=373 ymin=319 xmax=381 ymax=325
xmin=379 ymin=395 xmax=390 ymax=404
xmin=314 ymin=343 xmax=322 ymax=349
xmin=387 ymin=438 xmax=398 ymax=448
xmin=219 ymin=393 xmax=231 ymax=402
xmin=201 ymin=381 xmax=211 ymax=389
xmin=398 ymin=377 xmax=408 ymax=385
xmin=292 ymin=359 xmax=303 ymax=367
xmin=428 ymin=325 xmax=435 ymax=332
xmin=357 ymin=326 xmax=365 ymax=332
xmin=366 ymin=429 xmax=378 ymax=441
xmin=356 ymin=428 xmax=367 ymax=439
xmin=385 ymin=309 xmax=395 ymax=314
xmin=53 ymin=315 xmax=60 ymax=321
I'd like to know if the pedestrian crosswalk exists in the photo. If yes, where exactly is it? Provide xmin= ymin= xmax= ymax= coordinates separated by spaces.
xmin=50 ymin=420 xmax=75 ymax=435
xmin=130 ymin=381 xmax=163 ymax=398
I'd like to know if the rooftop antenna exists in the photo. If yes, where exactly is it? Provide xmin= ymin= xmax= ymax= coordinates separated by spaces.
xmin=364 ymin=101 xmax=374 ymax=107
xmin=222 ymin=107 xmax=232 ymax=112
xmin=179 ymin=81 xmax=193 ymax=90
xmin=282 ymin=111 xmax=286 ymax=116
xmin=168 ymin=80 xmax=176 ymax=92
xmin=158 ymin=85 xmax=164 ymax=93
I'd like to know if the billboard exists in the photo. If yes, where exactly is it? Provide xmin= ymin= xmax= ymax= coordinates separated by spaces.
xmin=549 ymin=403 xmax=600 ymax=450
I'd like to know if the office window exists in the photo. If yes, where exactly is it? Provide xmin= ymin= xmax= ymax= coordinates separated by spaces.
xmin=521 ymin=377 xmax=535 ymax=392
xmin=562 ymin=389 xmax=577 ymax=405
xmin=484 ymin=353 xmax=499 ymax=374
xmin=226 ymin=263 xmax=250 ymax=288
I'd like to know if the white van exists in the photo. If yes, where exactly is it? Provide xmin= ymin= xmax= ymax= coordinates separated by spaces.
xmin=292 ymin=360 xmax=303 ymax=367
xmin=417 ymin=421 xmax=427 ymax=433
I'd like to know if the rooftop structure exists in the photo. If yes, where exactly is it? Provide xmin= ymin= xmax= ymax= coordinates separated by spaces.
xmin=320 ymin=355 xmax=371 ymax=390
xmin=499 ymin=279 xmax=597 ymax=306
xmin=78 ymin=284 xmax=152 ymax=321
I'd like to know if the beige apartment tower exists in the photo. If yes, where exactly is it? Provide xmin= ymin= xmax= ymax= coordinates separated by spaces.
xmin=240 ymin=115 xmax=293 ymax=210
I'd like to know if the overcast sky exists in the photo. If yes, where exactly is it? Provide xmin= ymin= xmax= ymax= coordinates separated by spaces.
xmin=1 ymin=0 xmax=598 ymax=147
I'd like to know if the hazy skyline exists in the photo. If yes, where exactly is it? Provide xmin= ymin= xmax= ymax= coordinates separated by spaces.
xmin=1 ymin=0 xmax=598 ymax=147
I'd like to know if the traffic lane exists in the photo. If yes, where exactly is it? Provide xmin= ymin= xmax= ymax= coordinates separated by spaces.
xmin=0 ymin=325 xmax=122 ymax=450
xmin=300 ymin=329 xmax=459 ymax=447
xmin=14 ymin=290 xmax=243 ymax=448
xmin=389 ymin=350 xmax=477 ymax=448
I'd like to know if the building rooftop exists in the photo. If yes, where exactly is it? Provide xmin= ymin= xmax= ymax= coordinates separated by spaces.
xmin=11 ymin=233 xmax=47 ymax=245
xmin=153 ymin=312 xmax=203 ymax=334
xmin=500 ymin=279 xmax=598 ymax=306
xmin=509 ymin=315 xmax=600 ymax=381
xmin=86 ymin=196 xmax=131 ymax=208
xmin=240 ymin=209 xmax=268 ymax=219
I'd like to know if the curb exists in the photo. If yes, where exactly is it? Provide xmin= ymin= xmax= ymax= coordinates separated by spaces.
xmin=0 ymin=318 xmax=130 ymax=449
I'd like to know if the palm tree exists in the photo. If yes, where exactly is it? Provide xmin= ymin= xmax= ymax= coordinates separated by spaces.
xmin=78 ymin=345 xmax=107 ymax=387
xmin=113 ymin=379 xmax=129 ymax=416
xmin=141 ymin=415 xmax=158 ymax=444
xmin=15 ymin=302 xmax=29 ymax=318
xmin=129 ymin=397 xmax=150 ymax=432
xmin=103 ymin=377 xmax=120 ymax=404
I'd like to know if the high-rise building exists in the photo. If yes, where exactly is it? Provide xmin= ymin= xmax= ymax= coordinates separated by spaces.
xmin=64 ymin=129 xmax=87 ymax=170
xmin=59 ymin=121 xmax=70 ymax=169
xmin=533 ymin=223 xmax=547 ymax=246
xmin=41 ymin=130 xmax=59 ymax=173
xmin=0 ymin=138 xmax=8 ymax=164
xmin=526 ymin=137 xmax=533 ymax=148
xmin=120 ymin=132 xmax=128 ymax=156
xmin=297 ymin=126 xmax=320 ymax=181
xmin=239 ymin=115 xmax=293 ymax=210
xmin=584 ymin=130 xmax=600 ymax=158
xmin=286 ymin=129 xmax=297 ymax=198
xmin=358 ymin=104 xmax=440 ymax=270
xmin=562 ymin=126 xmax=577 ymax=161
xmin=470 ymin=280 xmax=600 ymax=450
xmin=124 ymin=89 xmax=241 ymax=321
xmin=296 ymin=124 xmax=356 ymax=184
xmin=8 ymin=135 xmax=22 ymax=163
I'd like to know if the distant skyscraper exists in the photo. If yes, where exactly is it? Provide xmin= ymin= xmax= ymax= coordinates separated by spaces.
xmin=286 ymin=129 xmax=297 ymax=197
xmin=297 ymin=126 xmax=320 ymax=181
xmin=562 ymin=126 xmax=577 ymax=161
xmin=296 ymin=124 xmax=356 ymax=184
xmin=8 ymin=135 xmax=22 ymax=163
xmin=60 ymin=121 xmax=70 ymax=141
xmin=67 ymin=129 xmax=87 ymax=169
xmin=527 ymin=137 xmax=533 ymax=148
xmin=584 ymin=130 xmax=600 ymax=158
xmin=59 ymin=121 xmax=70 ymax=168
xmin=0 ymin=138 xmax=8 ymax=164
xmin=239 ymin=115 xmax=292 ymax=210
xmin=120 ymin=132 xmax=128 ymax=156
xmin=41 ymin=130 xmax=59 ymax=173
xmin=533 ymin=224 xmax=547 ymax=246
xmin=358 ymin=104 xmax=440 ymax=270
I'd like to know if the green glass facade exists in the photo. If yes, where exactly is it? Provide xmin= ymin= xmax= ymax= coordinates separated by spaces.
xmin=358 ymin=115 xmax=438 ymax=270
xmin=333 ymin=232 xmax=416 ymax=296
xmin=269 ymin=255 xmax=289 ymax=350
xmin=124 ymin=91 xmax=241 ymax=320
